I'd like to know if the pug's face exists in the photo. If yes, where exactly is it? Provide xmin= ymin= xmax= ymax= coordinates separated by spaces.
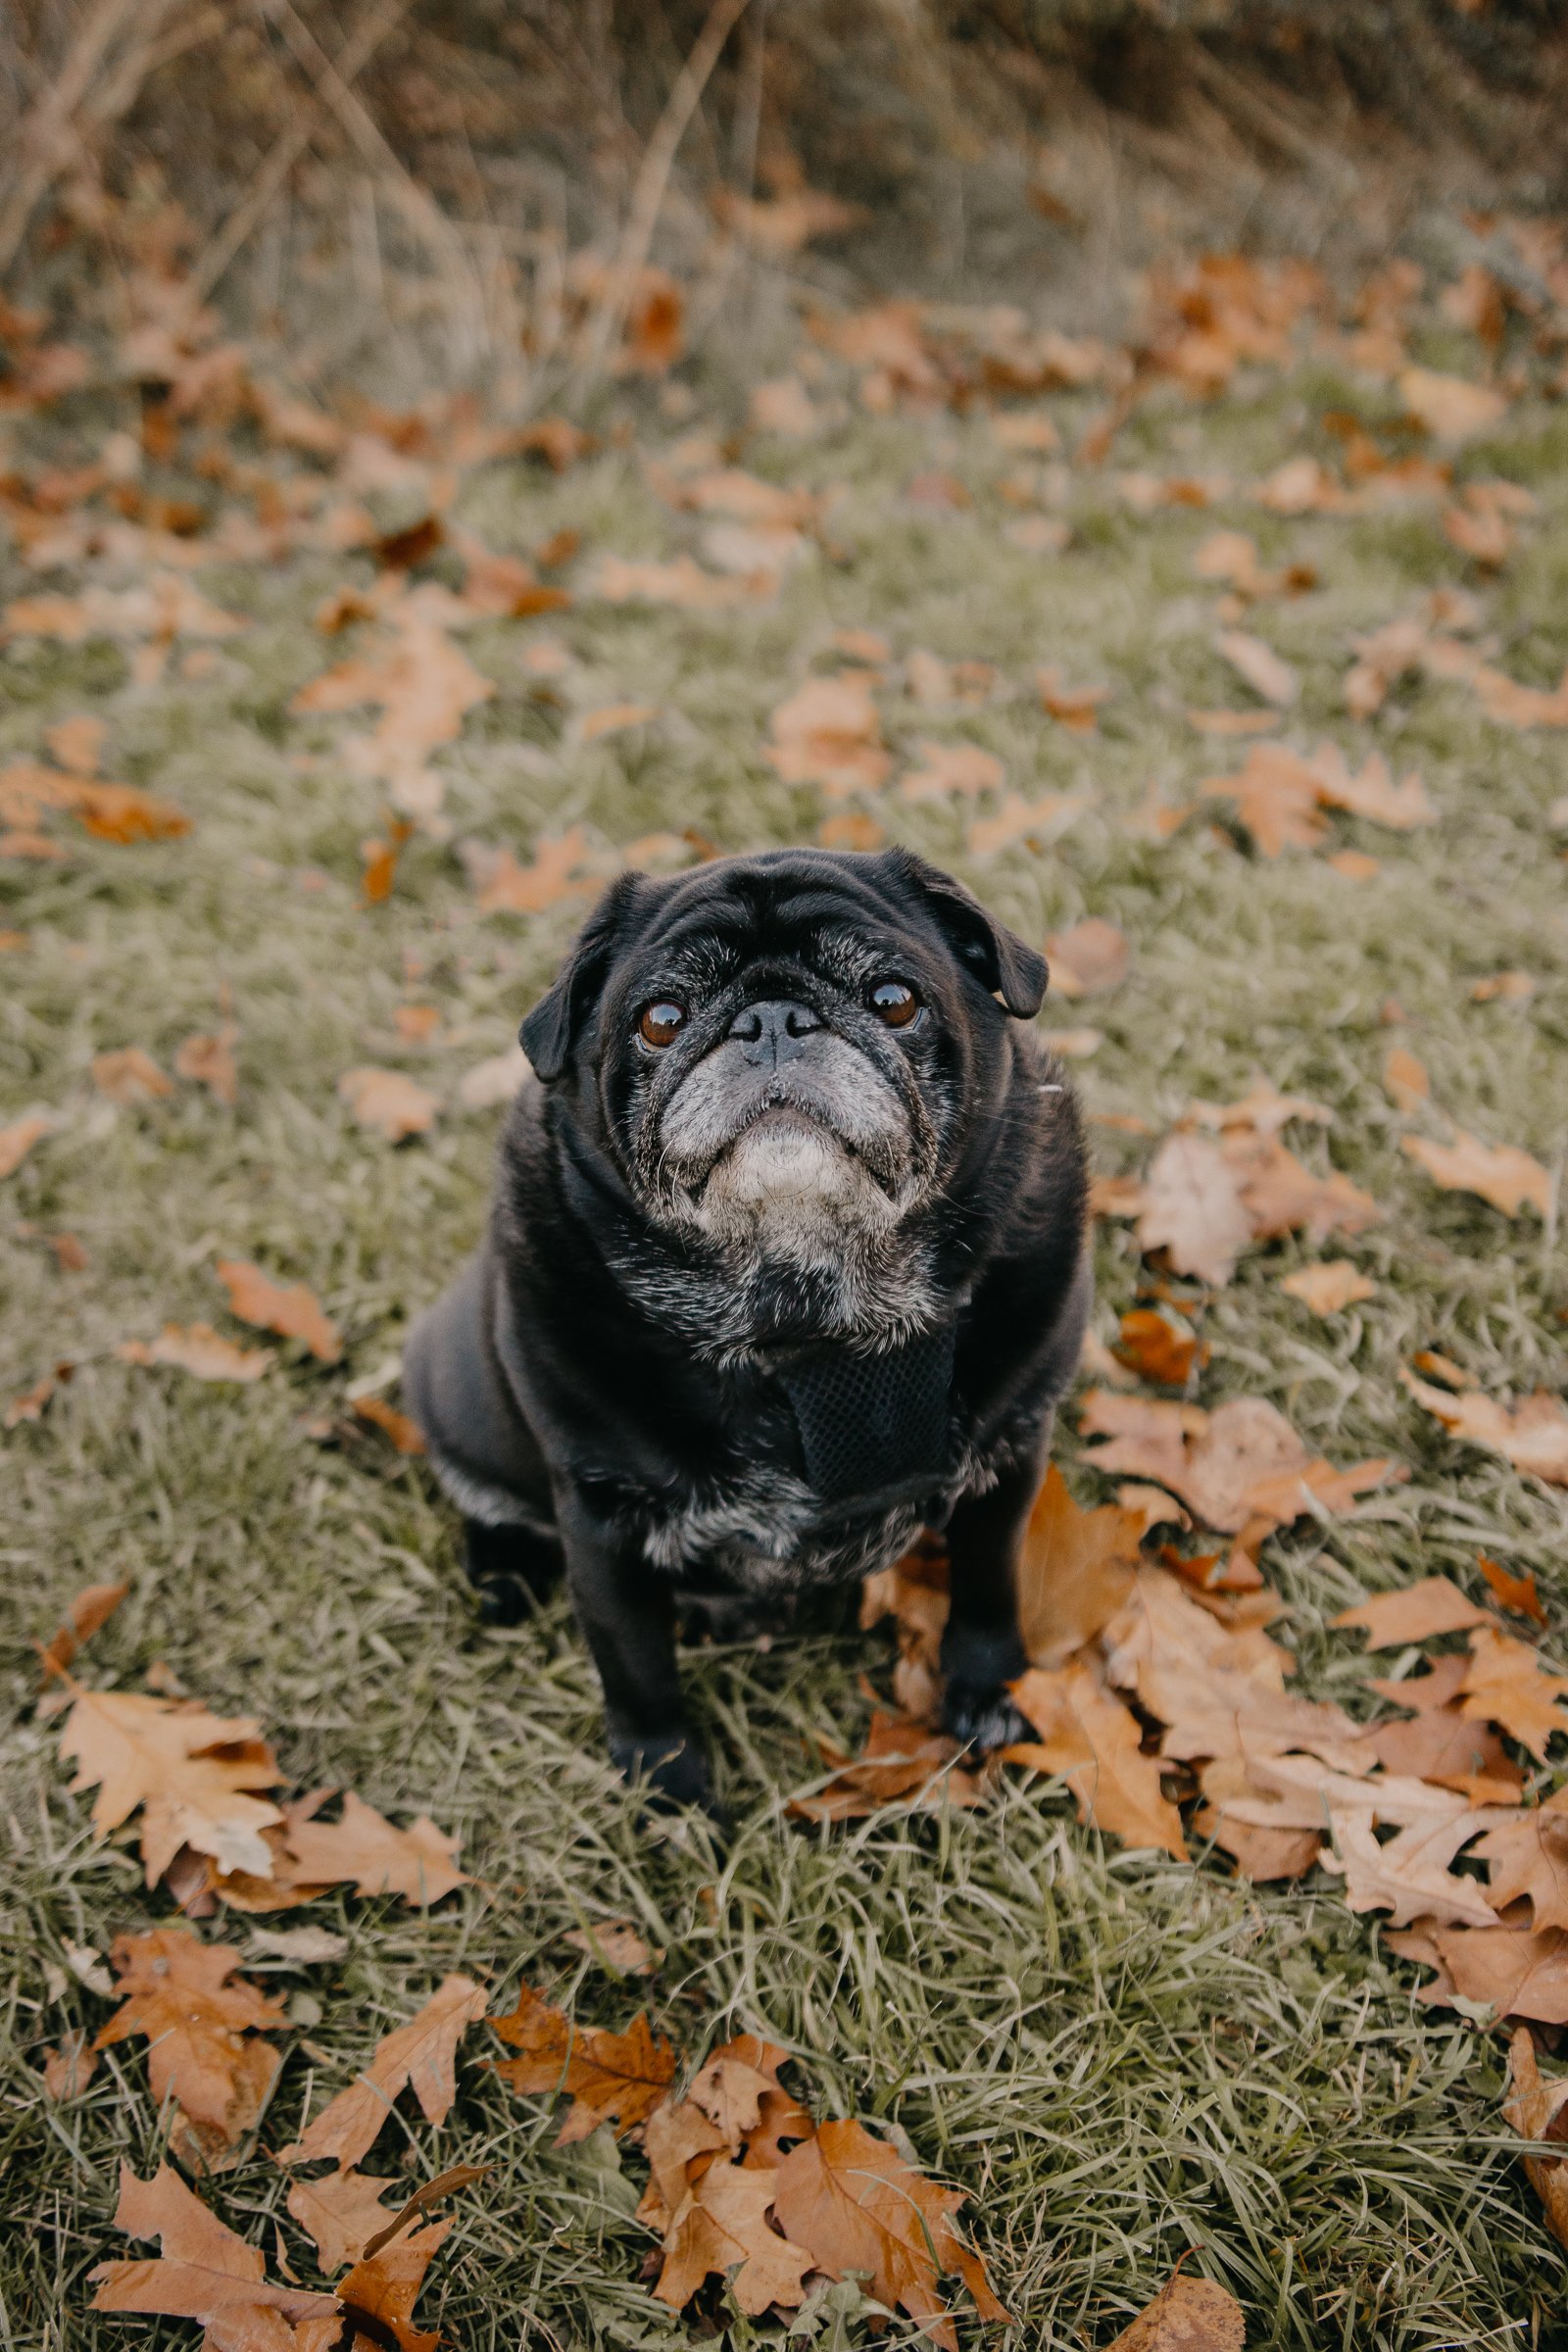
xmin=521 ymin=849 xmax=1048 ymax=1306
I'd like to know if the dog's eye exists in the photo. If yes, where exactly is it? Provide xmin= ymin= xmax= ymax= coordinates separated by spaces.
xmin=868 ymin=979 xmax=920 ymax=1028
xmin=638 ymin=1000 xmax=687 ymax=1049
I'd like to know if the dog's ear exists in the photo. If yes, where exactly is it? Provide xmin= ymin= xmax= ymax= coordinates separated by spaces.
xmin=519 ymin=873 xmax=649 ymax=1082
xmin=887 ymin=849 xmax=1048 ymax=1018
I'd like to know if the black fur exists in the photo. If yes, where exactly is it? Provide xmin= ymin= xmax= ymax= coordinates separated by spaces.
xmin=404 ymin=848 xmax=1090 ymax=1810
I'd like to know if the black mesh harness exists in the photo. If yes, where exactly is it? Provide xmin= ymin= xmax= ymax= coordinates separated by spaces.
xmin=773 ymin=1322 xmax=957 ymax=1514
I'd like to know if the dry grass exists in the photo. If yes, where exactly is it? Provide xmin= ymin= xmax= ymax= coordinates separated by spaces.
xmin=2 ymin=306 xmax=1568 ymax=2347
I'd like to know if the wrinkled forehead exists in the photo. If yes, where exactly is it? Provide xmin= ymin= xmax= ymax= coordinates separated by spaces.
xmin=620 ymin=858 xmax=931 ymax=993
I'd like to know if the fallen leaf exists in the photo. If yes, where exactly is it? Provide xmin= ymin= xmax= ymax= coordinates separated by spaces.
xmin=655 ymin=2159 xmax=815 ymax=2317
xmin=1203 ymin=743 xmax=1327 ymax=856
xmin=1333 ymin=1576 xmax=1494 ymax=1647
xmin=1009 ymin=1660 xmax=1188 ymax=1857
xmin=46 ymin=714 xmax=106 ymax=775
xmin=1016 ymin=1464 xmax=1144 ymax=1668
xmin=763 ymin=675 xmax=891 ymax=796
xmin=328 ymin=2214 xmax=452 ymax=2352
xmin=267 ymin=1789 xmax=466 ymax=1908
xmin=287 ymin=2171 xmax=401 ymax=2272
xmin=279 ymin=1975 xmax=488 ymax=2169
xmin=1046 ymin=917 xmax=1128 ymax=998
xmin=1470 ymin=970 xmax=1535 ymax=1003
xmin=1216 ymin=628 xmax=1298 ymax=706
xmin=0 ymin=1110 xmax=55 ymax=1177
xmin=819 ymin=810 xmax=886 ymax=852
xmin=338 ymin=1067 xmax=440 ymax=1143
xmin=597 ymin=554 xmax=758 ymax=609
xmin=1188 ymin=1078 xmax=1333 ymax=1137
xmin=1081 ymin=1391 xmax=1399 ymax=1542
xmin=1401 ymin=1368 xmax=1568 ymax=1486
xmin=790 ymin=1712 xmax=984 ymax=1821
xmin=6 ymin=1367 xmax=62 ymax=1428
xmin=458 ymin=1044 xmax=529 ymax=1109
xmin=1473 ymin=663 xmax=1568 ymax=728
xmin=750 ymin=374 xmax=818 ymax=436
xmin=217 ymin=1260 xmax=341 ymax=1362
xmin=899 ymin=740 xmax=1004 ymax=802
xmin=965 ymin=789 xmax=1089 ymax=858
xmin=39 ymin=1578 xmax=129 ymax=1680
xmin=175 ymin=1025 xmax=239 ymax=1104
xmin=1113 ymin=1308 xmax=1205 ymax=1388
xmin=60 ymin=1687 xmax=283 ymax=1885
xmin=92 ymin=1047 xmax=173 ymax=1104
xmin=94 ymin=1930 xmax=286 ymax=2160
xmin=1460 ymin=1625 xmax=1568 ymax=1762
xmin=1308 ymin=744 xmax=1436 ymax=830
xmin=1136 ymin=1133 xmax=1252 ymax=1287
xmin=1370 ymin=1705 xmax=1521 ymax=1804
xmin=563 ymin=1920 xmax=655 ymax=1975
xmin=1403 ymin=1920 xmax=1568 ymax=2024
xmin=1399 ymin=365 xmax=1508 ymax=443
xmin=1401 ymin=1131 xmax=1550 ymax=1217
xmin=120 ymin=1323 xmax=274 ymax=1382
xmin=1280 ymin=1260 xmax=1375 ymax=1314
xmin=1504 ymin=2029 xmax=1568 ymax=2253
xmin=1105 ymin=2269 xmax=1247 ymax=2350
xmin=1220 ymin=1130 xmax=1380 ymax=1249
xmin=580 ymin=701 xmax=661 ymax=743
xmin=469 ymin=825 xmax=600 ymax=915
xmin=1478 ymin=1553 xmax=1546 ymax=1625
xmin=773 ymin=2118 xmax=1007 ymax=2350
xmin=1323 ymin=1798 xmax=1500 ymax=1930
xmin=43 ymin=2028 xmax=100 ymax=2100
xmin=489 ymin=1983 xmax=676 ymax=2144
xmin=1383 ymin=1046 xmax=1429 ymax=1111
xmin=1474 ymin=1797 xmax=1568 ymax=1933
xmin=89 ymin=2162 xmax=338 ymax=2333
xmin=291 ymin=593 xmax=494 ymax=821
xmin=248 ymin=1925 xmax=350 ymax=1965
xmin=353 ymin=1396 xmax=427 ymax=1454
xmin=1036 ymin=667 xmax=1109 ymax=730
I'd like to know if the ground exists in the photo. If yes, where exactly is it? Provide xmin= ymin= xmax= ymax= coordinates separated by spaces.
xmin=2 ymin=299 xmax=1567 ymax=2351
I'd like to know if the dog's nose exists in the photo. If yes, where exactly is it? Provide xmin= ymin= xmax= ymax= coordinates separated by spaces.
xmin=728 ymin=1000 xmax=823 ymax=1065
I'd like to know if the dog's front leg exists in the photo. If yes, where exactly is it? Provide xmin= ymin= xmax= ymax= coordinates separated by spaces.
xmin=939 ymin=1445 xmax=1043 ymax=1751
xmin=555 ymin=1485 xmax=714 ymax=1813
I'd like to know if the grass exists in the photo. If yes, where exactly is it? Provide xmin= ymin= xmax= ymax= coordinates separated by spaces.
xmin=2 ymin=292 xmax=1568 ymax=2351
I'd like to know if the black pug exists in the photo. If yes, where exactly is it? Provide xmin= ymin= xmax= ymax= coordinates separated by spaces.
xmin=404 ymin=846 xmax=1089 ymax=1811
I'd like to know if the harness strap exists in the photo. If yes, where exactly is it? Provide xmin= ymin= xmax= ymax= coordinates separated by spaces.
xmin=774 ymin=1323 xmax=956 ymax=1507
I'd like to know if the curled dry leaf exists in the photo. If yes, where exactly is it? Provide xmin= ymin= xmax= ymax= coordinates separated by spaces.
xmin=1401 ymin=1368 xmax=1568 ymax=1487
xmin=1280 ymin=1260 xmax=1375 ymax=1315
xmin=1505 ymin=2030 xmax=1568 ymax=2253
xmin=119 ymin=1323 xmax=274 ymax=1381
xmin=337 ymin=1067 xmax=440 ymax=1143
xmin=216 ymin=1259 xmax=341 ymax=1362
xmin=353 ymin=1395 xmax=426 ymax=1454
xmin=39 ymin=1578 xmax=128 ymax=1680
xmin=1081 ymin=1390 xmax=1400 ymax=1544
xmin=59 ymin=1686 xmax=283 ymax=1885
xmin=1009 ymin=1660 xmax=1188 ymax=1857
xmin=656 ymin=2160 xmax=815 ymax=2318
xmin=213 ymin=1788 xmax=466 ymax=1913
xmin=279 ymin=1974 xmax=487 ymax=2170
xmin=1401 ymin=1131 xmax=1550 ymax=1218
xmin=93 ymin=1929 xmax=285 ymax=2164
xmin=775 ymin=2117 xmax=1008 ymax=2351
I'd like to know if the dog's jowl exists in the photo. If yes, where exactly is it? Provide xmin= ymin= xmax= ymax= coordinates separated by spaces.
xmin=405 ymin=847 xmax=1090 ymax=1810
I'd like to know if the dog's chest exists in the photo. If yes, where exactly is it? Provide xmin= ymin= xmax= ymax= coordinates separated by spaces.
xmin=639 ymin=1459 xmax=935 ymax=1594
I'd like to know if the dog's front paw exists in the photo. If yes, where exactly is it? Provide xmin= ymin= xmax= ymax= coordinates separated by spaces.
xmin=941 ymin=1679 xmax=1032 ymax=1755
xmin=610 ymin=1729 xmax=719 ymax=1818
